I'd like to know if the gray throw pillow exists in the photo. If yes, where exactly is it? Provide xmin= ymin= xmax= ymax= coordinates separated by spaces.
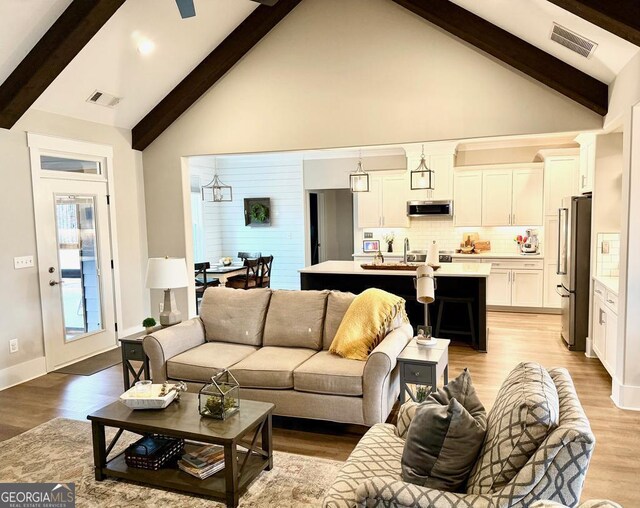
xmin=401 ymin=368 xmax=487 ymax=492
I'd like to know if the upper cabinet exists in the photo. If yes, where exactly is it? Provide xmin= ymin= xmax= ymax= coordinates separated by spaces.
xmin=453 ymin=171 xmax=482 ymax=226
xmin=355 ymin=172 xmax=409 ymax=228
xmin=541 ymin=154 xmax=578 ymax=216
xmin=576 ymin=133 xmax=596 ymax=195
xmin=455 ymin=164 xmax=544 ymax=227
xmin=406 ymin=147 xmax=456 ymax=202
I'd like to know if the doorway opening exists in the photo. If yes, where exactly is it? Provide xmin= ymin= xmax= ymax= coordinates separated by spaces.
xmin=308 ymin=189 xmax=354 ymax=264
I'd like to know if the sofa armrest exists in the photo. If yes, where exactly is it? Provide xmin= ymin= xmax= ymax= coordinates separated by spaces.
xmin=355 ymin=478 xmax=492 ymax=508
xmin=143 ymin=318 xmax=205 ymax=382
xmin=362 ymin=323 xmax=412 ymax=425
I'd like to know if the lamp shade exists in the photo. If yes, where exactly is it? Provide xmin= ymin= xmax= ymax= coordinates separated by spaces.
xmin=416 ymin=265 xmax=435 ymax=304
xmin=145 ymin=257 xmax=189 ymax=289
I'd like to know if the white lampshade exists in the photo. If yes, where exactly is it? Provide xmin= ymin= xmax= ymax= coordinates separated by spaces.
xmin=145 ymin=257 xmax=189 ymax=289
xmin=416 ymin=265 xmax=435 ymax=304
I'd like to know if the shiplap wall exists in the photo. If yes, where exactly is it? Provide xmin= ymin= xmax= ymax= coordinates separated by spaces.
xmin=191 ymin=155 xmax=305 ymax=290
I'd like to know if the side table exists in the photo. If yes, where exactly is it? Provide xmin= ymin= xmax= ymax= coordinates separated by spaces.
xmin=119 ymin=327 xmax=158 ymax=390
xmin=397 ymin=338 xmax=450 ymax=403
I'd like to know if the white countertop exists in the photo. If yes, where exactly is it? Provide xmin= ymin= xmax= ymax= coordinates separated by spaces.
xmin=593 ymin=275 xmax=619 ymax=295
xmin=299 ymin=260 xmax=491 ymax=278
xmin=451 ymin=252 xmax=544 ymax=259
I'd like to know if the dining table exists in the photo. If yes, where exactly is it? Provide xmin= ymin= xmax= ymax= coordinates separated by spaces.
xmin=202 ymin=263 xmax=247 ymax=284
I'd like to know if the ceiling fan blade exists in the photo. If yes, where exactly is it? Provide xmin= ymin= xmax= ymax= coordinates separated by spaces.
xmin=251 ymin=0 xmax=279 ymax=5
xmin=175 ymin=0 xmax=196 ymax=18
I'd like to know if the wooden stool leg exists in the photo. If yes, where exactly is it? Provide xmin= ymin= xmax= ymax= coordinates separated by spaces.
xmin=467 ymin=302 xmax=476 ymax=348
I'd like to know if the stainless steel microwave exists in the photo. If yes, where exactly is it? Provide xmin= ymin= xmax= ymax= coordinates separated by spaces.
xmin=406 ymin=200 xmax=454 ymax=218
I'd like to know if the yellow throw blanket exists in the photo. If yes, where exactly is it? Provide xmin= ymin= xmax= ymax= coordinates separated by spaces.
xmin=329 ymin=288 xmax=408 ymax=361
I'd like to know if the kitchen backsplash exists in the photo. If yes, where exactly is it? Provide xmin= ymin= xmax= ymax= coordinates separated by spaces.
xmin=596 ymin=233 xmax=620 ymax=277
xmin=358 ymin=217 xmax=543 ymax=254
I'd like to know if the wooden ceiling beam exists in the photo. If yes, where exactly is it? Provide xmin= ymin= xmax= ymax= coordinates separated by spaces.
xmin=547 ymin=0 xmax=640 ymax=47
xmin=392 ymin=0 xmax=608 ymax=116
xmin=0 ymin=0 xmax=126 ymax=129
xmin=132 ymin=0 xmax=302 ymax=151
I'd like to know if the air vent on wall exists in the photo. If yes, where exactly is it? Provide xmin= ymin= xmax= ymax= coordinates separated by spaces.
xmin=550 ymin=23 xmax=597 ymax=58
xmin=86 ymin=90 xmax=122 ymax=108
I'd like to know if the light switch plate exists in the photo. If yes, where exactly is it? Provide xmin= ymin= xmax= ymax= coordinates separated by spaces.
xmin=14 ymin=256 xmax=34 ymax=269
xmin=601 ymin=241 xmax=610 ymax=254
xmin=364 ymin=232 xmax=373 ymax=239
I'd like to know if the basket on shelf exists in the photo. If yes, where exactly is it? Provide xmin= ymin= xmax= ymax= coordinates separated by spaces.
xmin=124 ymin=434 xmax=184 ymax=470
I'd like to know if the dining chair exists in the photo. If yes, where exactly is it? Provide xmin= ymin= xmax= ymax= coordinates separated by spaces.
xmin=225 ymin=258 xmax=261 ymax=290
xmin=195 ymin=262 xmax=219 ymax=313
xmin=237 ymin=251 xmax=261 ymax=261
xmin=258 ymin=255 xmax=274 ymax=288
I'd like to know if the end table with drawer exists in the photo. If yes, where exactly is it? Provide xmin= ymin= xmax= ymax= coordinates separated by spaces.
xmin=119 ymin=327 xmax=158 ymax=390
xmin=397 ymin=338 xmax=450 ymax=403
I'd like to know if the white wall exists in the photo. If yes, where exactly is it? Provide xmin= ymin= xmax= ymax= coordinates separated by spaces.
xmin=190 ymin=155 xmax=305 ymax=291
xmin=0 ymin=109 xmax=149 ymax=382
xmin=142 ymin=0 xmax=603 ymax=317
xmin=594 ymin=133 xmax=623 ymax=234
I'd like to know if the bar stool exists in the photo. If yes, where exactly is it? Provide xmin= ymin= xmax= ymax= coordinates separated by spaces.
xmin=434 ymin=296 xmax=476 ymax=348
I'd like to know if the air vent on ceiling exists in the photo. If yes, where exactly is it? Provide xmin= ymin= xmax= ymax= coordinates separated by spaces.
xmin=86 ymin=90 xmax=122 ymax=108
xmin=550 ymin=23 xmax=597 ymax=58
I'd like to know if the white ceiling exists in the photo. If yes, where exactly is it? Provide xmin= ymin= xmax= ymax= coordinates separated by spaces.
xmin=449 ymin=0 xmax=638 ymax=84
xmin=32 ymin=0 xmax=257 ymax=129
xmin=0 ymin=0 xmax=638 ymax=130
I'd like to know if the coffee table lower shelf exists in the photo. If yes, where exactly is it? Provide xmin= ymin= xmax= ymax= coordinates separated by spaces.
xmin=100 ymin=449 xmax=268 ymax=500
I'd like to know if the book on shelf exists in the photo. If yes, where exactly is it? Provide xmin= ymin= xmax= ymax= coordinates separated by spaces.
xmin=178 ymin=459 xmax=224 ymax=479
xmin=178 ymin=443 xmax=225 ymax=479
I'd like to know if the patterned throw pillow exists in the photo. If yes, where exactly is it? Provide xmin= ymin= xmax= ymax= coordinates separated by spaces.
xmin=467 ymin=362 xmax=560 ymax=494
xmin=401 ymin=369 xmax=487 ymax=493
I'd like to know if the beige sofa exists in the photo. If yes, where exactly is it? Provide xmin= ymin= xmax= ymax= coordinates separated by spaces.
xmin=143 ymin=287 xmax=413 ymax=426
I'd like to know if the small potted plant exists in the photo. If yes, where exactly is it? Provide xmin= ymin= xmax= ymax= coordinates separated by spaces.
xmin=142 ymin=317 xmax=157 ymax=334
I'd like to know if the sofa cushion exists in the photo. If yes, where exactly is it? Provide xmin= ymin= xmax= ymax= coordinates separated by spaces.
xmin=263 ymin=290 xmax=328 ymax=350
xmin=467 ymin=362 xmax=560 ymax=494
xmin=230 ymin=346 xmax=317 ymax=389
xmin=401 ymin=369 xmax=487 ymax=492
xmin=323 ymin=291 xmax=356 ymax=350
xmin=294 ymin=351 xmax=365 ymax=396
xmin=199 ymin=287 xmax=271 ymax=346
xmin=166 ymin=342 xmax=258 ymax=383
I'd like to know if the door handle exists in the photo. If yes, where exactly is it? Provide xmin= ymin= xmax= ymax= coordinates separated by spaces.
xmin=49 ymin=280 xmax=63 ymax=286
xmin=555 ymin=284 xmax=570 ymax=298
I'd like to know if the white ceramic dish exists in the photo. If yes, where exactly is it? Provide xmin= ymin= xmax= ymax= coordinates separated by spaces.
xmin=119 ymin=384 xmax=177 ymax=410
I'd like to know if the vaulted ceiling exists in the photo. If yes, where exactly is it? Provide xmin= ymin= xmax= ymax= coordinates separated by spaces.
xmin=0 ymin=0 xmax=637 ymax=148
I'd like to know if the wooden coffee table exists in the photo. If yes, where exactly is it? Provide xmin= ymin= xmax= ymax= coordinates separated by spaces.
xmin=87 ymin=394 xmax=274 ymax=508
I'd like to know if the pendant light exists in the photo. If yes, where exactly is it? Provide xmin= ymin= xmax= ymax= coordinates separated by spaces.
xmin=201 ymin=158 xmax=232 ymax=202
xmin=349 ymin=152 xmax=369 ymax=193
xmin=411 ymin=145 xmax=435 ymax=197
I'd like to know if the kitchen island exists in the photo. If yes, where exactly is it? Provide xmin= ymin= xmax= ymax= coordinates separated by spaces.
xmin=300 ymin=260 xmax=491 ymax=352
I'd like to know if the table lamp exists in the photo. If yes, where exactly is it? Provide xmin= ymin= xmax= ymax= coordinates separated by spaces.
xmin=414 ymin=265 xmax=437 ymax=346
xmin=145 ymin=257 xmax=188 ymax=327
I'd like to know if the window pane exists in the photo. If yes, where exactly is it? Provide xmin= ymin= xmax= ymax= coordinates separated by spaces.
xmin=41 ymin=155 xmax=101 ymax=175
xmin=55 ymin=195 xmax=103 ymax=341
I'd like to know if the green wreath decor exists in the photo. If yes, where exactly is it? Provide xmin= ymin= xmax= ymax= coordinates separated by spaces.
xmin=250 ymin=202 xmax=269 ymax=223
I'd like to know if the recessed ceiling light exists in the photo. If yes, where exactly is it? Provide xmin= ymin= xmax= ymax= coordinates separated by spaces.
xmin=132 ymin=31 xmax=155 ymax=56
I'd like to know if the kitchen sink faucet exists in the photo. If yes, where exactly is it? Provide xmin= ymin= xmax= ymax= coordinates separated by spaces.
xmin=403 ymin=238 xmax=410 ymax=263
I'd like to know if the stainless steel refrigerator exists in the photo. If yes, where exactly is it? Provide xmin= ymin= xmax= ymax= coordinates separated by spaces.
xmin=556 ymin=195 xmax=592 ymax=351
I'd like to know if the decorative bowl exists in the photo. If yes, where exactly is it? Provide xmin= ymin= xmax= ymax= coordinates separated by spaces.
xmin=219 ymin=257 xmax=233 ymax=266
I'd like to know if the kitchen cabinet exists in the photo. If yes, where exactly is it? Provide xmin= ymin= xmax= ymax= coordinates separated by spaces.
xmin=482 ymin=168 xmax=544 ymax=226
xmin=543 ymin=156 xmax=577 ymax=216
xmin=592 ymin=279 xmax=618 ymax=378
xmin=543 ymin=215 xmax=561 ymax=308
xmin=576 ymin=133 xmax=596 ymax=194
xmin=355 ymin=173 xmax=409 ymax=228
xmin=453 ymin=171 xmax=482 ymax=226
xmin=483 ymin=258 xmax=544 ymax=308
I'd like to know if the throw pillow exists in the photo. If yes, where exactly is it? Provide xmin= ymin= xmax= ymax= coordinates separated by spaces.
xmin=401 ymin=369 xmax=487 ymax=492
xmin=329 ymin=288 xmax=408 ymax=361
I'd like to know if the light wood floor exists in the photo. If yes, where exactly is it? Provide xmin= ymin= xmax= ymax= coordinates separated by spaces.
xmin=0 ymin=312 xmax=638 ymax=504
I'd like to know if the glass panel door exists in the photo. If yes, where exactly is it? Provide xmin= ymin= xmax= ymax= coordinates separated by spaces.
xmin=55 ymin=195 xmax=103 ymax=341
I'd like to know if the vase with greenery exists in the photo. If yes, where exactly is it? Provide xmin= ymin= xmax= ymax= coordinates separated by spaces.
xmin=383 ymin=232 xmax=395 ymax=253
xmin=142 ymin=317 xmax=156 ymax=333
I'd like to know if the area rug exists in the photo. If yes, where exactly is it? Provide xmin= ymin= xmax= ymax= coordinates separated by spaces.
xmin=54 ymin=348 xmax=121 ymax=376
xmin=0 ymin=418 xmax=342 ymax=507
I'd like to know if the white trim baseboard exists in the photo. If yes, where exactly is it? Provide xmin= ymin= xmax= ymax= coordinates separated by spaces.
xmin=611 ymin=377 xmax=640 ymax=411
xmin=0 ymin=357 xmax=47 ymax=391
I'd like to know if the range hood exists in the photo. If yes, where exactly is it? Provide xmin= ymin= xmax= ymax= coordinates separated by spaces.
xmin=407 ymin=200 xmax=454 ymax=218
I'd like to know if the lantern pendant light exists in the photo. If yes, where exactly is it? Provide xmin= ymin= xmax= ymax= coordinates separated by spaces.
xmin=201 ymin=158 xmax=232 ymax=202
xmin=411 ymin=145 xmax=435 ymax=198
xmin=349 ymin=152 xmax=370 ymax=193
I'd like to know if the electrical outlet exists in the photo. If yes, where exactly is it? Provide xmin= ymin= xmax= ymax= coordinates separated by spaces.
xmin=14 ymin=255 xmax=34 ymax=269
xmin=9 ymin=339 xmax=18 ymax=353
